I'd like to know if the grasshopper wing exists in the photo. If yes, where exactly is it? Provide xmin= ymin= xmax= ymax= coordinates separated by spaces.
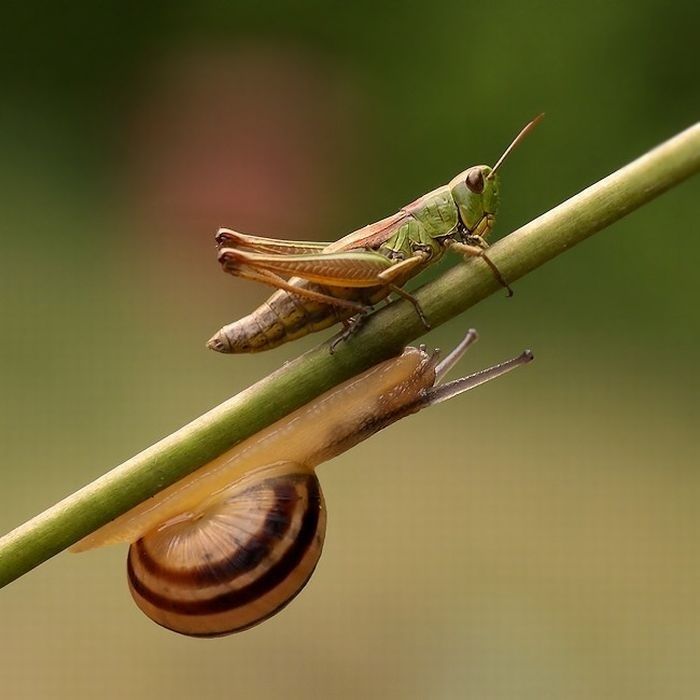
xmin=323 ymin=210 xmax=411 ymax=254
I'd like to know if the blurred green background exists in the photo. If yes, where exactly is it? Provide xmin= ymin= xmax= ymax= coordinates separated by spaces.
xmin=1 ymin=1 xmax=698 ymax=698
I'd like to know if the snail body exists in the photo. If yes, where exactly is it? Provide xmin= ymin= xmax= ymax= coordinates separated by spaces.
xmin=75 ymin=332 xmax=533 ymax=636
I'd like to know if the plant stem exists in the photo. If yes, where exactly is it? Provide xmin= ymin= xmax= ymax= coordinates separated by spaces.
xmin=1 ymin=123 xmax=699 ymax=589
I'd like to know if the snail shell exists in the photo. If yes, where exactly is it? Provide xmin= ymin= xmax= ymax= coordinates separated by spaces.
xmin=126 ymin=461 xmax=325 ymax=637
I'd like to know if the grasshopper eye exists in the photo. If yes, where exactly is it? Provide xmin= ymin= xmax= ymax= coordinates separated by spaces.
xmin=465 ymin=168 xmax=485 ymax=194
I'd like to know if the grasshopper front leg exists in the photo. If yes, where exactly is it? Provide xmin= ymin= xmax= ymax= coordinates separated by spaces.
xmin=447 ymin=239 xmax=514 ymax=297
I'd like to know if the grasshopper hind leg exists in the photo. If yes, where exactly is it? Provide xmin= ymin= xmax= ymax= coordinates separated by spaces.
xmin=329 ymin=308 xmax=374 ymax=354
xmin=328 ymin=283 xmax=431 ymax=354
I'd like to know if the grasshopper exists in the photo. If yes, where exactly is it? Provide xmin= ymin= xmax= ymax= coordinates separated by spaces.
xmin=208 ymin=116 xmax=541 ymax=354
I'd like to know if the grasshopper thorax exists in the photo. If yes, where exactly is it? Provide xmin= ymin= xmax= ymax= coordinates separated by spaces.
xmin=449 ymin=166 xmax=500 ymax=240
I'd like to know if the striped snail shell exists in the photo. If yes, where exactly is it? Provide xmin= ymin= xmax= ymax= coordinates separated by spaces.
xmin=126 ymin=461 xmax=326 ymax=637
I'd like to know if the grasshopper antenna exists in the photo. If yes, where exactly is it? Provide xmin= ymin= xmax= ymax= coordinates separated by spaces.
xmin=488 ymin=113 xmax=545 ymax=179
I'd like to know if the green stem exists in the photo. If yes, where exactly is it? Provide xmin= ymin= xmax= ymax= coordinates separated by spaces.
xmin=1 ymin=123 xmax=699 ymax=588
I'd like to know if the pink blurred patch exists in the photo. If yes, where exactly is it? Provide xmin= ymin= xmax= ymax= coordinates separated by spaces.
xmin=121 ymin=43 xmax=363 ymax=243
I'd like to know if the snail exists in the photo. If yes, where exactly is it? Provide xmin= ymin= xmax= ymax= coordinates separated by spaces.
xmin=73 ymin=330 xmax=533 ymax=637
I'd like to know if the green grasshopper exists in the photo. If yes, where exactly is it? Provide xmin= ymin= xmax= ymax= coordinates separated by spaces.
xmin=208 ymin=116 xmax=541 ymax=354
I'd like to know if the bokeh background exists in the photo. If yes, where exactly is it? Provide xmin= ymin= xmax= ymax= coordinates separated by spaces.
xmin=2 ymin=2 xmax=698 ymax=698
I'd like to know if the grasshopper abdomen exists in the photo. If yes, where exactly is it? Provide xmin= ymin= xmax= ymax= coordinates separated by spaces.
xmin=208 ymin=280 xmax=380 ymax=353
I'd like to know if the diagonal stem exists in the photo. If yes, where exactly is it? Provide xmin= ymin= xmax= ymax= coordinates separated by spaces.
xmin=0 ymin=122 xmax=698 ymax=589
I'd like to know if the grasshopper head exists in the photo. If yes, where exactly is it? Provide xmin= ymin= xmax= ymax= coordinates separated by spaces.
xmin=449 ymin=166 xmax=499 ymax=240
xmin=448 ymin=114 xmax=543 ymax=242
